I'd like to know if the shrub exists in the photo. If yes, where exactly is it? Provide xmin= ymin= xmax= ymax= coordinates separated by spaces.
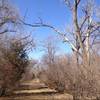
xmin=0 ymin=39 xmax=29 ymax=96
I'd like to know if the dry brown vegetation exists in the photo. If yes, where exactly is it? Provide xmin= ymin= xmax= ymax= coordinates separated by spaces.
xmin=37 ymin=38 xmax=100 ymax=100
xmin=0 ymin=0 xmax=34 ymax=96
xmin=0 ymin=0 xmax=100 ymax=100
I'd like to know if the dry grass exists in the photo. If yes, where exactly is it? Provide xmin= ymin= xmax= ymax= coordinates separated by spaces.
xmin=0 ymin=93 xmax=73 ymax=100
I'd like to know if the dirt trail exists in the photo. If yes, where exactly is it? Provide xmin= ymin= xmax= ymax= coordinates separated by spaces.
xmin=0 ymin=79 xmax=73 ymax=100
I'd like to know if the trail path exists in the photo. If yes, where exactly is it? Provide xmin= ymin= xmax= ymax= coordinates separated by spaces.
xmin=0 ymin=79 xmax=73 ymax=100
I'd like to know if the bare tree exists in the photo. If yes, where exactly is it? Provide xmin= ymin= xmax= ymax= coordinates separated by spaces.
xmin=21 ymin=0 xmax=100 ymax=66
xmin=0 ymin=0 xmax=37 ymax=96
xmin=39 ymin=51 xmax=100 ymax=99
xmin=0 ymin=34 xmax=34 ymax=96
xmin=19 ymin=0 xmax=100 ymax=99
xmin=0 ymin=0 xmax=19 ymax=34
xmin=38 ymin=37 xmax=66 ymax=92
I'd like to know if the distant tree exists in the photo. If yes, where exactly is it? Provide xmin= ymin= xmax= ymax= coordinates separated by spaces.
xmin=22 ymin=60 xmax=37 ymax=81
xmin=38 ymin=37 xmax=66 ymax=93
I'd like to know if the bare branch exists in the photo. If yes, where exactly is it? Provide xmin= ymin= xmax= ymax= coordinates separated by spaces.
xmin=0 ymin=29 xmax=16 ymax=34
xmin=64 ymin=0 xmax=73 ymax=10
xmin=77 ymin=0 xmax=81 ymax=5
xmin=80 ymin=16 xmax=89 ymax=30
xmin=90 ymin=23 xmax=100 ymax=34
xmin=73 ymin=0 xmax=84 ymax=51
xmin=20 ymin=19 xmax=79 ymax=54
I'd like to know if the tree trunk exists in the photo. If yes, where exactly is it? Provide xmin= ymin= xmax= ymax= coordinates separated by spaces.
xmin=85 ymin=17 xmax=91 ymax=65
xmin=86 ymin=32 xmax=90 ymax=65
xmin=73 ymin=0 xmax=85 ymax=64
xmin=73 ymin=0 xmax=84 ymax=52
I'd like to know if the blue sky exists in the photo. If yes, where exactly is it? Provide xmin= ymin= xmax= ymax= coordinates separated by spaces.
xmin=10 ymin=0 xmax=100 ymax=59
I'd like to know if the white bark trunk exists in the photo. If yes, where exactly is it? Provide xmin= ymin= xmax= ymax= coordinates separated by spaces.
xmin=86 ymin=31 xmax=90 ymax=65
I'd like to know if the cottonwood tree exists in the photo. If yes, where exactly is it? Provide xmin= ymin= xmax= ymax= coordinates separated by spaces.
xmin=21 ymin=0 xmax=100 ymax=66
xmin=20 ymin=0 xmax=100 ymax=99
